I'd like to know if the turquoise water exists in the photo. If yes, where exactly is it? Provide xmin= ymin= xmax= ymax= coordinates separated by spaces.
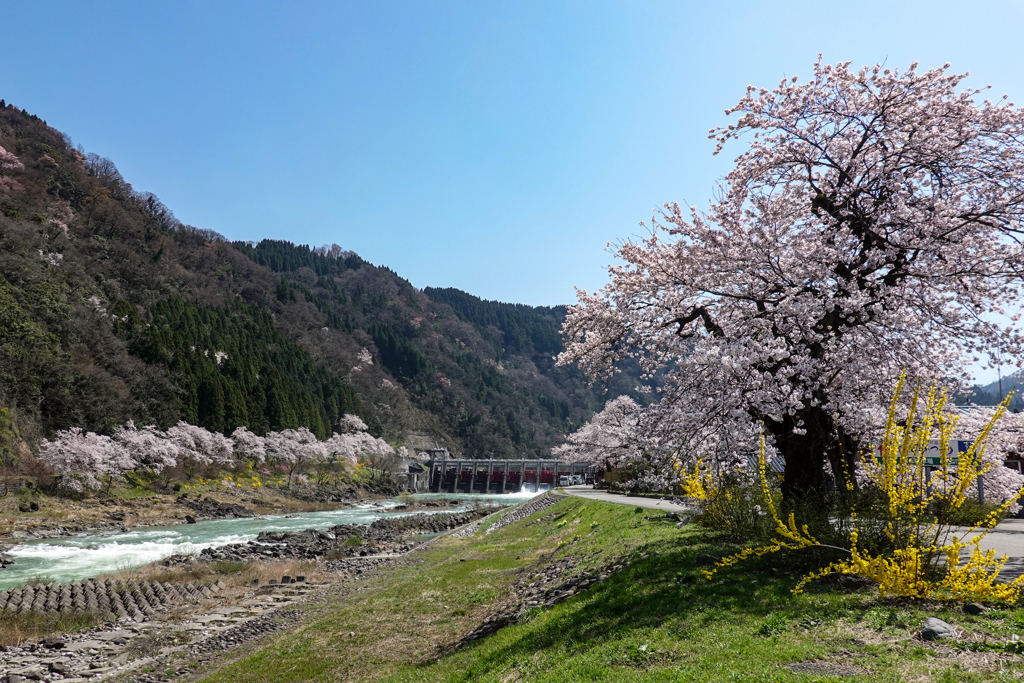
xmin=0 ymin=491 xmax=537 ymax=589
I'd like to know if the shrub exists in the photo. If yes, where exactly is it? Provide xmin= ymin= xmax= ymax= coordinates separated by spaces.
xmin=707 ymin=373 xmax=1024 ymax=604
xmin=695 ymin=471 xmax=778 ymax=542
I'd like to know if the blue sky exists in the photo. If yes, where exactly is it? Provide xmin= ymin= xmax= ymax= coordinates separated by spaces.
xmin=3 ymin=1 xmax=1024 ymax=378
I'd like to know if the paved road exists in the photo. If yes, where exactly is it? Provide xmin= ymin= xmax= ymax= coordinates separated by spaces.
xmin=969 ymin=519 xmax=1024 ymax=579
xmin=564 ymin=486 xmax=1024 ymax=578
xmin=562 ymin=486 xmax=689 ymax=513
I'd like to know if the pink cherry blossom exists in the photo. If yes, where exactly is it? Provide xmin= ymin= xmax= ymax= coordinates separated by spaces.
xmin=553 ymin=396 xmax=642 ymax=468
xmin=265 ymin=427 xmax=325 ymax=488
xmin=46 ymin=200 xmax=74 ymax=236
xmin=166 ymin=421 xmax=233 ymax=479
xmin=559 ymin=59 xmax=1024 ymax=504
xmin=0 ymin=145 xmax=23 ymax=173
xmin=230 ymin=426 xmax=266 ymax=464
xmin=336 ymin=414 xmax=368 ymax=434
xmin=114 ymin=421 xmax=177 ymax=474
xmin=39 ymin=428 xmax=135 ymax=493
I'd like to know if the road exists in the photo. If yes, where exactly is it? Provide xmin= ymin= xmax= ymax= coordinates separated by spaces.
xmin=562 ymin=486 xmax=689 ymax=513
xmin=564 ymin=486 xmax=1024 ymax=579
xmin=969 ymin=519 xmax=1024 ymax=579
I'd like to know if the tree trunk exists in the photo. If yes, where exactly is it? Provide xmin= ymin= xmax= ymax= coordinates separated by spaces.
xmin=765 ymin=407 xmax=835 ymax=516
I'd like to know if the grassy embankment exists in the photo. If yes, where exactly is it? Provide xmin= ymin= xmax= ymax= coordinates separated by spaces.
xmin=188 ymin=496 xmax=1024 ymax=683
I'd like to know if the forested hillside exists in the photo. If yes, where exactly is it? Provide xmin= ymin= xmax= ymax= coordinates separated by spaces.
xmin=960 ymin=372 xmax=1024 ymax=411
xmin=0 ymin=100 xmax=637 ymax=461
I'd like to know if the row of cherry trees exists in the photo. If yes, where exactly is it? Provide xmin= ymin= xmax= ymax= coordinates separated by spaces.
xmin=38 ymin=415 xmax=399 ymax=494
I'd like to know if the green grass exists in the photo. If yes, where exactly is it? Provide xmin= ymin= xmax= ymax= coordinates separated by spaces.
xmin=193 ymin=497 xmax=1024 ymax=683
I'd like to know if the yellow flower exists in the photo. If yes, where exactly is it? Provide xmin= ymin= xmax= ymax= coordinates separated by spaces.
xmin=705 ymin=373 xmax=1024 ymax=603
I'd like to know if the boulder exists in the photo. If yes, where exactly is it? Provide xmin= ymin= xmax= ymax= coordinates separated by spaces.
xmin=41 ymin=636 xmax=66 ymax=649
xmin=47 ymin=662 xmax=70 ymax=675
xmin=184 ymin=497 xmax=256 ymax=520
xmin=921 ymin=617 xmax=956 ymax=641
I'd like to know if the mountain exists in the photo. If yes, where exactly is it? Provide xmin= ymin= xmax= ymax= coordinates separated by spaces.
xmin=0 ymin=100 xmax=638 ymax=459
xmin=963 ymin=372 xmax=1024 ymax=412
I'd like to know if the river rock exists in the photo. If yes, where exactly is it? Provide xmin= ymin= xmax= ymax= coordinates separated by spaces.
xmin=921 ymin=617 xmax=956 ymax=640
xmin=41 ymin=636 xmax=66 ymax=649
xmin=47 ymin=661 xmax=70 ymax=674
xmin=183 ymin=497 xmax=256 ymax=520
xmin=195 ymin=509 xmax=492 ymax=564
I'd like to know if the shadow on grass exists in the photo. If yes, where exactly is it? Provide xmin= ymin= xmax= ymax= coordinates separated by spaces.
xmin=436 ymin=520 xmax=851 ymax=673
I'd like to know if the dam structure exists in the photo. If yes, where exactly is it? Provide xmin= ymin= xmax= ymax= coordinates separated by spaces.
xmin=426 ymin=449 xmax=592 ymax=493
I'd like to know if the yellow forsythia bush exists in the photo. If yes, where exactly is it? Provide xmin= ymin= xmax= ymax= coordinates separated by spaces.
xmin=707 ymin=372 xmax=1024 ymax=603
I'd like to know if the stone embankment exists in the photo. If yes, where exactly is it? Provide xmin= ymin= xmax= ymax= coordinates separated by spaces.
xmin=0 ymin=577 xmax=316 ymax=683
xmin=0 ymin=552 xmax=443 ymax=682
xmin=194 ymin=510 xmax=489 ymax=563
xmin=323 ymin=556 xmax=400 ymax=576
xmin=485 ymin=494 xmax=560 ymax=533
xmin=0 ymin=578 xmax=223 ymax=622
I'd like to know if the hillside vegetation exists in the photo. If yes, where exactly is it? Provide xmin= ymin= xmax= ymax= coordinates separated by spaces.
xmin=0 ymin=100 xmax=637 ymax=460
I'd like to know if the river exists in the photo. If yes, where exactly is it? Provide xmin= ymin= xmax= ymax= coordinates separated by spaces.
xmin=0 ymin=491 xmax=538 ymax=589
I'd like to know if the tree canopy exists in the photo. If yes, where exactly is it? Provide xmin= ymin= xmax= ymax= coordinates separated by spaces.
xmin=559 ymin=59 xmax=1024 ymax=505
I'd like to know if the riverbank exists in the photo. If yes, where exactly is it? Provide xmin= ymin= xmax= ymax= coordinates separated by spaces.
xmin=0 ymin=484 xmax=389 ymax=544
xmin=180 ymin=496 xmax=1024 ymax=683
xmin=8 ymin=495 xmax=1024 ymax=681
xmin=0 ymin=492 xmax=516 ymax=590
xmin=0 ymin=504 xmax=507 ymax=681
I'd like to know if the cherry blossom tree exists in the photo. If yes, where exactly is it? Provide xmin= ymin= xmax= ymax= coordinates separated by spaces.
xmin=265 ymin=427 xmax=324 ymax=488
xmin=46 ymin=200 xmax=74 ymax=237
xmin=310 ymin=438 xmax=348 ymax=489
xmin=113 ymin=422 xmax=177 ymax=476
xmin=39 ymin=428 xmax=135 ymax=493
xmin=553 ymin=396 xmax=642 ymax=468
xmin=559 ymin=59 xmax=1024 ymax=508
xmin=311 ymin=428 xmax=377 ymax=489
xmin=166 ymin=422 xmax=233 ymax=481
xmin=355 ymin=431 xmax=399 ymax=488
xmin=0 ymin=145 xmax=23 ymax=173
xmin=949 ymin=408 xmax=1024 ymax=511
xmin=336 ymin=414 xmax=368 ymax=434
xmin=230 ymin=426 xmax=266 ymax=464
xmin=321 ymin=416 xmax=397 ymax=488
xmin=0 ymin=177 xmax=23 ymax=194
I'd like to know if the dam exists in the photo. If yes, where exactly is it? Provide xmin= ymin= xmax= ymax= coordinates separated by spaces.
xmin=426 ymin=450 xmax=592 ymax=493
